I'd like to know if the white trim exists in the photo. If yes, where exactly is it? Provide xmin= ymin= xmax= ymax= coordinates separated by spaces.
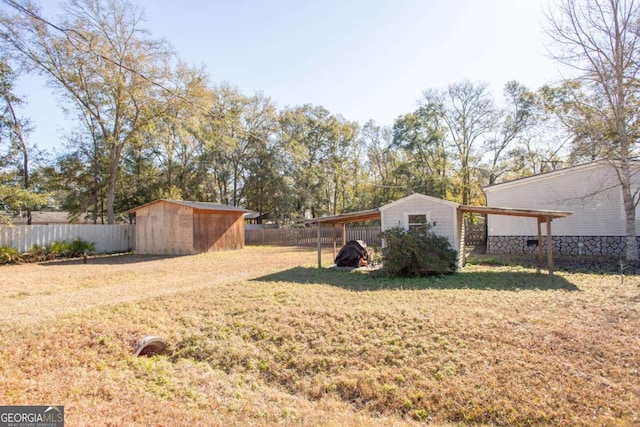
xmin=453 ymin=207 xmax=459 ymax=252
xmin=404 ymin=212 xmax=431 ymax=231
xmin=379 ymin=193 xmax=459 ymax=212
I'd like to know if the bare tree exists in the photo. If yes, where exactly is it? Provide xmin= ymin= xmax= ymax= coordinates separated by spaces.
xmin=0 ymin=57 xmax=33 ymax=222
xmin=1 ymin=0 xmax=201 ymax=223
xmin=421 ymin=81 xmax=497 ymax=205
xmin=482 ymin=81 xmax=537 ymax=185
xmin=546 ymin=0 xmax=640 ymax=260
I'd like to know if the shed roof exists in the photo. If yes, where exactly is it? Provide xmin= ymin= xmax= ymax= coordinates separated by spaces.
xmin=128 ymin=199 xmax=250 ymax=214
xmin=379 ymin=192 xmax=459 ymax=211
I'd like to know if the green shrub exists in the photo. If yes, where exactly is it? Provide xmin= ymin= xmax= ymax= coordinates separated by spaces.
xmin=47 ymin=238 xmax=95 ymax=258
xmin=0 ymin=244 xmax=21 ymax=264
xmin=0 ymin=239 xmax=96 ymax=265
xmin=47 ymin=240 xmax=69 ymax=257
xmin=379 ymin=225 xmax=457 ymax=277
xmin=68 ymin=238 xmax=95 ymax=257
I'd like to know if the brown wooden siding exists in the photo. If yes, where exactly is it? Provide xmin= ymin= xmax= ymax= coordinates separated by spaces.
xmin=134 ymin=205 xmax=163 ymax=254
xmin=193 ymin=209 xmax=245 ymax=252
xmin=134 ymin=200 xmax=245 ymax=254
xmin=162 ymin=202 xmax=194 ymax=254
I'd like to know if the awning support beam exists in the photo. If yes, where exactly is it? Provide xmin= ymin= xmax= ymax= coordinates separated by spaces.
xmin=546 ymin=216 xmax=554 ymax=275
xmin=317 ymin=223 xmax=322 ymax=268
xmin=537 ymin=217 xmax=543 ymax=273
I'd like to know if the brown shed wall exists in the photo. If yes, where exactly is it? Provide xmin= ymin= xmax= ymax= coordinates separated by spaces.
xmin=135 ymin=201 xmax=195 ymax=254
xmin=193 ymin=208 xmax=245 ymax=252
xmin=162 ymin=203 xmax=195 ymax=254
xmin=134 ymin=204 xmax=163 ymax=254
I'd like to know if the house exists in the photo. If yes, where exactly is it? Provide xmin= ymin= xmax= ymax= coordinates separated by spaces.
xmin=129 ymin=200 xmax=248 ymax=255
xmin=12 ymin=211 xmax=87 ymax=224
xmin=244 ymin=211 xmax=276 ymax=230
xmin=484 ymin=161 xmax=640 ymax=256
xmin=244 ymin=211 xmax=269 ymax=225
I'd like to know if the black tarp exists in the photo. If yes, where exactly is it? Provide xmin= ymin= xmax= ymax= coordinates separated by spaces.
xmin=334 ymin=240 xmax=369 ymax=267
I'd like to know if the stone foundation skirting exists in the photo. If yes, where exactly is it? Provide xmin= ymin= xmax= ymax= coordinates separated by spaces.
xmin=487 ymin=236 xmax=640 ymax=256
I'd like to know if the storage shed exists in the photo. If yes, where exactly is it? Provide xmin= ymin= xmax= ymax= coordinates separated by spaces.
xmin=130 ymin=200 xmax=248 ymax=255
xmin=308 ymin=193 xmax=466 ymax=269
xmin=379 ymin=193 xmax=463 ymax=251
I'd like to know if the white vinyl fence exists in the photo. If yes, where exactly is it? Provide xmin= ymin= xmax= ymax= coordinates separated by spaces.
xmin=0 ymin=224 xmax=135 ymax=253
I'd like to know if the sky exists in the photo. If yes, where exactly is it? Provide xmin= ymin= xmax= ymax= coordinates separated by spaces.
xmin=10 ymin=0 xmax=564 ymax=153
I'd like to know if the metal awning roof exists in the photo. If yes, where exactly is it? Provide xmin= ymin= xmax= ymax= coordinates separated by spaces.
xmin=458 ymin=205 xmax=573 ymax=222
xmin=305 ymin=205 xmax=572 ymax=225
xmin=305 ymin=208 xmax=381 ymax=225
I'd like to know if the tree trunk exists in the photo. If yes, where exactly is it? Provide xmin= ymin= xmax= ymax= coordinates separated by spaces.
xmin=5 ymin=97 xmax=31 ymax=223
xmin=620 ymin=161 xmax=638 ymax=261
xmin=107 ymin=167 xmax=117 ymax=224
xmin=106 ymin=144 xmax=123 ymax=224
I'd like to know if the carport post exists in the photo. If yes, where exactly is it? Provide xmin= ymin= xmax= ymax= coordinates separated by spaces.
xmin=317 ymin=222 xmax=322 ymax=268
xmin=537 ymin=217 xmax=543 ymax=273
xmin=546 ymin=216 xmax=554 ymax=275
xmin=332 ymin=224 xmax=337 ymax=260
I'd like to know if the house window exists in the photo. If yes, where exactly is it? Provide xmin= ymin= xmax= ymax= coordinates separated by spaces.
xmin=407 ymin=213 xmax=429 ymax=232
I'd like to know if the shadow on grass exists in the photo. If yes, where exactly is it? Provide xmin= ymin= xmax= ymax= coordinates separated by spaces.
xmin=36 ymin=246 xmax=318 ymax=267
xmin=252 ymin=266 xmax=579 ymax=291
xmin=37 ymin=253 xmax=185 ymax=266
xmin=467 ymin=253 xmax=640 ymax=275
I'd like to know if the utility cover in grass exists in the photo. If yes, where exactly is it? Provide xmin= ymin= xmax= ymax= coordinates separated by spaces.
xmin=135 ymin=336 xmax=168 ymax=356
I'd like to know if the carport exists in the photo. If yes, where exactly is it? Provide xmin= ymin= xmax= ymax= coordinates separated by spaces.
xmin=306 ymin=208 xmax=380 ymax=269
xmin=457 ymin=205 xmax=572 ymax=275
xmin=307 ymin=201 xmax=572 ymax=275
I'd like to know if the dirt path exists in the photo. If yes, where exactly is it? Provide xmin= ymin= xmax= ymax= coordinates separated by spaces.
xmin=0 ymin=246 xmax=328 ymax=326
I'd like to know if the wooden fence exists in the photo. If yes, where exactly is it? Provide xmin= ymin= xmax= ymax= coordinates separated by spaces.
xmin=245 ymin=226 xmax=382 ymax=247
xmin=0 ymin=224 xmax=135 ymax=253
xmin=246 ymin=223 xmax=486 ymax=248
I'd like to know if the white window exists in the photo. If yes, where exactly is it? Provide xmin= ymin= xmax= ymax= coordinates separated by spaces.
xmin=405 ymin=212 xmax=430 ymax=231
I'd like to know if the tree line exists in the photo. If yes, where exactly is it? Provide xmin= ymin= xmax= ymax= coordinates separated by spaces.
xmin=1 ymin=0 xmax=639 ymax=260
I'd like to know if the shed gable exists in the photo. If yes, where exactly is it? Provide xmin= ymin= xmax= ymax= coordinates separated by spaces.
xmin=380 ymin=193 xmax=459 ymax=250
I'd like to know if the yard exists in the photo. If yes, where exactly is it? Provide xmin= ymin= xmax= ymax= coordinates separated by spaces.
xmin=0 ymin=247 xmax=638 ymax=426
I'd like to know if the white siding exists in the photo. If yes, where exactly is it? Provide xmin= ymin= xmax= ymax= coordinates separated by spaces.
xmin=380 ymin=194 xmax=459 ymax=250
xmin=485 ymin=163 xmax=639 ymax=236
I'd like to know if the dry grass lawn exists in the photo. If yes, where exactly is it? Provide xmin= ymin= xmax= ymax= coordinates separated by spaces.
xmin=0 ymin=246 xmax=638 ymax=426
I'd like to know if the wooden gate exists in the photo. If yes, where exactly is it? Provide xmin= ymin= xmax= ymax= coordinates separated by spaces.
xmin=465 ymin=220 xmax=486 ymax=247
